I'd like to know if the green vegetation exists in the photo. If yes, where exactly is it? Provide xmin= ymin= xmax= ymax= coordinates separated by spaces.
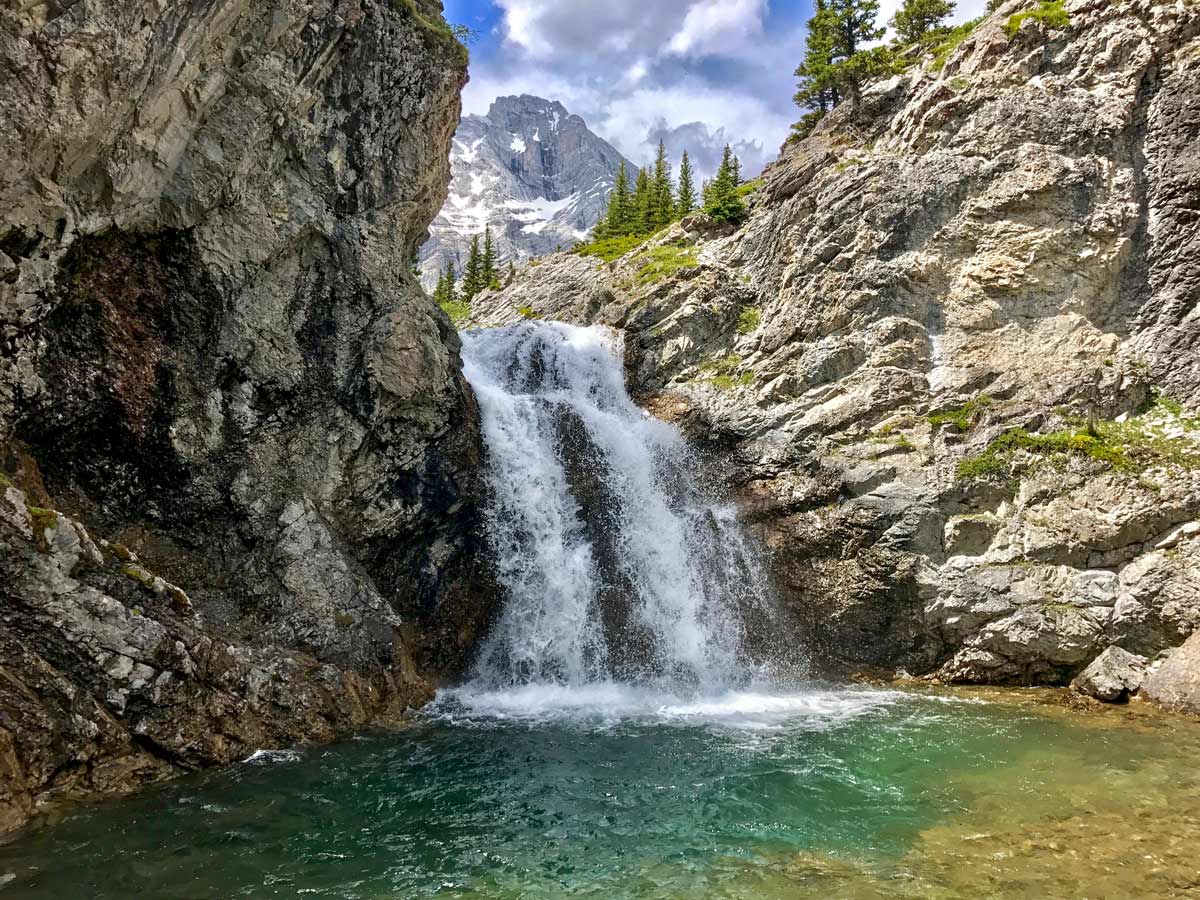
xmin=736 ymin=179 xmax=764 ymax=199
xmin=737 ymin=307 xmax=762 ymax=334
xmin=930 ymin=18 xmax=983 ymax=70
xmin=517 ymin=305 xmax=536 ymax=320
xmin=574 ymin=234 xmax=646 ymax=263
xmin=578 ymin=143 xmax=749 ymax=259
xmin=928 ymin=396 xmax=993 ymax=431
xmin=1004 ymin=0 xmax=1070 ymax=38
xmin=26 ymin=505 xmax=57 ymax=552
xmin=438 ymin=298 xmax=471 ymax=325
xmin=634 ymin=245 xmax=700 ymax=285
xmin=391 ymin=0 xmax=470 ymax=65
xmin=891 ymin=0 xmax=956 ymax=44
xmin=698 ymin=355 xmax=754 ymax=391
xmin=956 ymin=404 xmax=1200 ymax=482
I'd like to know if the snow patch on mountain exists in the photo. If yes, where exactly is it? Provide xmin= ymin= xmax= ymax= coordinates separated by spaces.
xmin=419 ymin=95 xmax=637 ymax=289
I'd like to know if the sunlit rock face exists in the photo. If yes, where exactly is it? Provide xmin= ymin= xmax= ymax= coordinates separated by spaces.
xmin=0 ymin=0 xmax=498 ymax=833
xmin=419 ymin=94 xmax=637 ymax=288
xmin=469 ymin=0 xmax=1200 ymax=691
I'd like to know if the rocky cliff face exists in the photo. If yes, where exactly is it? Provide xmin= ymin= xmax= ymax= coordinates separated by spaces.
xmin=470 ymin=0 xmax=1200 ymax=691
xmin=0 ymin=0 xmax=496 ymax=834
xmin=418 ymin=95 xmax=637 ymax=287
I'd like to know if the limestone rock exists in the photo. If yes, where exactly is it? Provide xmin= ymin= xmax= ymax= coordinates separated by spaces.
xmin=472 ymin=0 xmax=1200 ymax=685
xmin=1071 ymin=647 xmax=1149 ymax=703
xmin=1143 ymin=633 xmax=1200 ymax=716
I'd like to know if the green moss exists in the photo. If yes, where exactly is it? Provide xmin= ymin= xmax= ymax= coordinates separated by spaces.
xmin=573 ymin=234 xmax=646 ymax=263
xmin=930 ymin=17 xmax=983 ymax=71
xmin=635 ymin=245 xmax=700 ymax=285
xmin=121 ymin=563 xmax=156 ymax=588
xmin=737 ymin=307 xmax=761 ymax=335
xmin=335 ymin=611 xmax=355 ymax=628
xmin=438 ymin=298 xmax=471 ymax=326
xmin=928 ymin=396 xmax=993 ymax=432
xmin=1004 ymin=0 xmax=1070 ymax=38
xmin=26 ymin=505 xmax=58 ymax=552
xmin=517 ymin=305 xmax=536 ymax=320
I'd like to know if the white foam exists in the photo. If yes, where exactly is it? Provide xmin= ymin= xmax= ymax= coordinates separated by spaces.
xmin=243 ymin=749 xmax=302 ymax=765
xmin=432 ymin=683 xmax=901 ymax=732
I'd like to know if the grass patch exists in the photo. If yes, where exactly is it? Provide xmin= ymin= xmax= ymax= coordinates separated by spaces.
xmin=698 ymin=354 xmax=754 ymax=391
xmin=438 ymin=298 xmax=470 ymax=326
xmin=737 ymin=307 xmax=761 ymax=335
xmin=956 ymin=415 xmax=1200 ymax=482
xmin=1004 ymin=0 xmax=1070 ymax=38
xmin=736 ymin=179 xmax=764 ymax=198
xmin=573 ymin=234 xmax=646 ymax=263
xmin=635 ymin=245 xmax=700 ymax=285
xmin=928 ymin=396 xmax=993 ymax=432
xmin=930 ymin=17 xmax=983 ymax=71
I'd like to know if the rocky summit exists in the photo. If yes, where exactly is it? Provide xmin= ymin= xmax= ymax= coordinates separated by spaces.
xmin=418 ymin=94 xmax=637 ymax=288
xmin=469 ymin=0 xmax=1200 ymax=691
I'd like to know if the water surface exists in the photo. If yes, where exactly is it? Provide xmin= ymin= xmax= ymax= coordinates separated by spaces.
xmin=2 ymin=685 xmax=1198 ymax=899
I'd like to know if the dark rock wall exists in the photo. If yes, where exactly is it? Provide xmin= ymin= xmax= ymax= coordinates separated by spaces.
xmin=0 ymin=0 xmax=496 ymax=834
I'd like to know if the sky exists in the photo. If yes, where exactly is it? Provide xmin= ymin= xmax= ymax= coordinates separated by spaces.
xmin=441 ymin=0 xmax=989 ymax=179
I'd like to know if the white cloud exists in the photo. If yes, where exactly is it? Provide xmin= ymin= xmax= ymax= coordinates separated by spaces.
xmin=666 ymin=0 xmax=768 ymax=56
xmin=468 ymin=0 xmax=998 ymax=177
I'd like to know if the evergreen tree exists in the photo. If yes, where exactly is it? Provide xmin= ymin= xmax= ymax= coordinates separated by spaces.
xmin=443 ymin=261 xmax=458 ymax=305
xmin=631 ymin=166 xmax=654 ymax=235
xmin=598 ymin=161 xmax=632 ymax=239
xmin=794 ymin=0 xmax=893 ymax=116
xmin=432 ymin=267 xmax=447 ymax=306
xmin=462 ymin=235 xmax=482 ymax=300
xmin=676 ymin=150 xmax=697 ymax=217
xmin=506 ymin=261 xmax=517 ymax=286
xmin=703 ymin=146 xmax=747 ymax=224
xmin=890 ymin=0 xmax=955 ymax=43
xmin=650 ymin=141 xmax=674 ymax=230
xmin=986 ymin=0 xmax=1003 ymax=10
xmin=482 ymin=226 xmax=497 ymax=287
xmin=730 ymin=152 xmax=742 ymax=186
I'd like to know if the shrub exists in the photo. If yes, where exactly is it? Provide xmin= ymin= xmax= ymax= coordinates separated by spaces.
xmin=438 ymin=298 xmax=470 ymax=325
xmin=928 ymin=396 xmax=993 ymax=431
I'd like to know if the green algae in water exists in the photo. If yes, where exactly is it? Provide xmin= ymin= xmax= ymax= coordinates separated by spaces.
xmin=2 ymin=687 xmax=1199 ymax=899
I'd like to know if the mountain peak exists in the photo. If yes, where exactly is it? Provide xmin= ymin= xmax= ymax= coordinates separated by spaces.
xmin=419 ymin=97 xmax=636 ymax=288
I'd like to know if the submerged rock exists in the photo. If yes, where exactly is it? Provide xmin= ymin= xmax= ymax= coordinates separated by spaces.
xmin=1070 ymin=647 xmax=1149 ymax=703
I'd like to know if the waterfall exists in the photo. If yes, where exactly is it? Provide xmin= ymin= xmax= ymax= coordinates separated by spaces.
xmin=459 ymin=322 xmax=777 ymax=694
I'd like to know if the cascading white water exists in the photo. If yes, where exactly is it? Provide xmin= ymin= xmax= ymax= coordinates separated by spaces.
xmin=459 ymin=321 xmax=778 ymax=696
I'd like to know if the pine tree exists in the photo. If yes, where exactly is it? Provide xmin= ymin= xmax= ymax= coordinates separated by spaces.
xmin=650 ymin=141 xmax=674 ymax=230
xmin=482 ymin=226 xmax=497 ymax=288
xmin=631 ymin=166 xmax=653 ymax=235
xmin=462 ymin=235 xmax=482 ymax=300
xmin=443 ymin=261 xmax=458 ymax=306
xmin=676 ymin=150 xmax=696 ymax=217
xmin=599 ymin=161 xmax=631 ymax=239
xmin=703 ymin=146 xmax=747 ymax=224
xmin=794 ymin=0 xmax=892 ymax=118
xmin=506 ymin=261 xmax=517 ymax=286
xmin=432 ymin=267 xmax=447 ymax=306
xmin=730 ymin=152 xmax=742 ymax=187
xmin=890 ymin=0 xmax=955 ymax=43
